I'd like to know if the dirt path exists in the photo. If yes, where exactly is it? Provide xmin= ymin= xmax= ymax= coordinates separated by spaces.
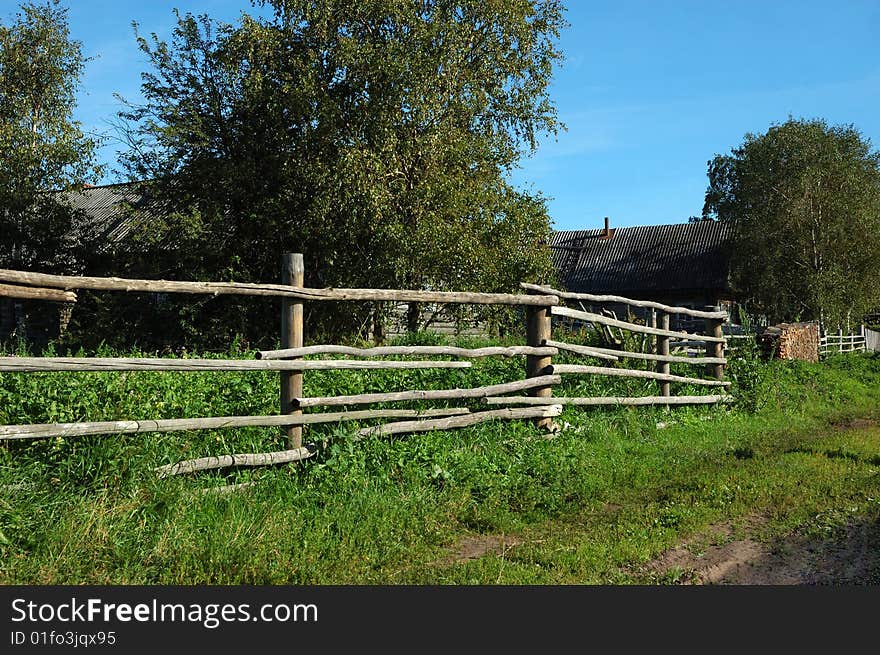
xmin=645 ymin=514 xmax=880 ymax=585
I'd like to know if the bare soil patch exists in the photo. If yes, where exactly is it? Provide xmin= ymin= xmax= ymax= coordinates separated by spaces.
xmin=436 ymin=534 xmax=523 ymax=567
xmin=646 ymin=515 xmax=880 ymax=585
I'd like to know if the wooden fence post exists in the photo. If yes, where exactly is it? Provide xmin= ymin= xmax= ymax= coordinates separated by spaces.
xmin=281 ymin=253 xmax=304 ymax=448
xmin=657 ymin=311 xmax=670 ymax=396
xmin=705 ymin=306 xmax=724 ymax=381
xmin=526 ymin=304 xmax=555 ymax=430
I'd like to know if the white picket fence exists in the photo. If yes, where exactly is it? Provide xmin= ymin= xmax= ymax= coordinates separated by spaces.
xmin=819 ymin=326 xmax=867 ymax=356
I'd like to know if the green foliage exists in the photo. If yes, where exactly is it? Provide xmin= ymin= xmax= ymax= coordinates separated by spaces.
xmin=0 ymin=0 xmax=102 ymax=273
xmin=726 ymin=336 xmax=768 ymax=412
xmin=703 ymin=117 xmax=880 ymax=327
xmin=112 ymin=1 xmax=566 ymax=347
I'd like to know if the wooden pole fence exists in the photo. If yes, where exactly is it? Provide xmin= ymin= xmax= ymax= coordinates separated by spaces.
xmin=657 ymin=312 xmax=671 ymax=396
xmin=0 ymin=283 xmax=77 ymax=303
xmin=547 ymin=339 xmax=725 ymax=365
xmin=550 ymin=305 xmax=726 ymax=343
xmin=281 ymin=253 xmax=304 ymax=448
xmin=157 ymin=448 xmax=314 ymax=478
xmin=483 ymin=394 xmax=733 ymax=406
xmin=0 ymin=357 xmax=473 ymax=373
xmin=2 ymin=263 xmax=735 ymax=454
xmin=526 ymin=302 xmax=555 ymax=430
xmin=0 ymin=408 xmax=472 ymax=441
xmin=705 ymin=307 xmax=725 ymax=381
xmin=520 ymin=283 xmax=728 ymax=320
xmin=293 ymin=375 xmax=562 ymax=408
xmin=550 ymin=364 xmax=731 ymax=387
xmin=0 ymin=269 xmax=558 ymax=306
xmin=355 ymin=405 xmax=563 ymax=439
xmin=257 ymin=344 xmax=557 ymax=359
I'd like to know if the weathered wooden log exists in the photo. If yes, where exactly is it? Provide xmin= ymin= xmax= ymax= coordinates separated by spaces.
xmin=0 ymin=283 xmax=77 ymax=302
xmin=520 ymin=283 xmax=728 ymax=320
xmin=0 ymin=357 xmax=473 ymax=372
xmin=281 ymin=253 xmax=304 ymax=448
xmin=355 ymin=405 xmax=563 ymax=438
xmin=543 ymin=339 xmax=619 ymax=361
xmin=483 ymin=395 xmax=734 ymax=406
xmin=293 ymin=375 xmax=562 ymax=408
xmin=156 ymin=448 xmax=313 ymax=478
xmin=706 ymin=311 xmax=725 ymax=381
xmin=658 ymin=312 xmax=671 ymax=397
xmin=0 ymin=408 xmax=472 ymax=441
xmin=550 ymin=364 xmax=731 ymax=387
xmin=526 ymin=303 xmax=555 ymax=430
xmin=548 ymin=340 xmax=725 ymax=365
xmin=0 ymin=269 xmax=558 ymax=306
xmin=550 ymin=306 xmax=726 ymax=343
xmin=257 ymin=345 xmax=557 ymax=359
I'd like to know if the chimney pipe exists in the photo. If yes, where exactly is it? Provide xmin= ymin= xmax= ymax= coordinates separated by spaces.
xmin=602 ymin=216 xmax=612 ymax=239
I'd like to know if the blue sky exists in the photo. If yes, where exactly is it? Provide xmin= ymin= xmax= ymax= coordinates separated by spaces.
xmin=15 ymin=0 xmax=880 ymax=231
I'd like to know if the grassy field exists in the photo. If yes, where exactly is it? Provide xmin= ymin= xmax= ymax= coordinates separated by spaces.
xmin=1 ymin=335 xmax=878 ymax=584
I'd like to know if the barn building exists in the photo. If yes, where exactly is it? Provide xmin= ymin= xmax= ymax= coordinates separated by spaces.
xmin=549 ymin=218 xmax=736 ymax=330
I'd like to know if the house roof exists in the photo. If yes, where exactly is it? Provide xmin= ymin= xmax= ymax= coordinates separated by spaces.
xmin=58 ymin=182 xmax=156 ymax=252
xmin=549 ymin=221 xmax=733 ymax=297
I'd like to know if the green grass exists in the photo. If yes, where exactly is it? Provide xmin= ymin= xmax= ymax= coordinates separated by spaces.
xmin=1 ymin=337 xmax=879 ymax=584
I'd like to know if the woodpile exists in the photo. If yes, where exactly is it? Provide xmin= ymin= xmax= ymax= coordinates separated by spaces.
xmin=760 ymin=322 xmax=819 ymax=362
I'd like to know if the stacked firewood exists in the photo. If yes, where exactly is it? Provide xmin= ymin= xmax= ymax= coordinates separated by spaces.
xmin=759 ymin=322 xmax=819 ymax=362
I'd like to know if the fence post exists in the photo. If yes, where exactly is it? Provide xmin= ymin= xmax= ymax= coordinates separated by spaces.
xmin=281 ymin=253 xmax=304 ymax=448
xmin=526 ymin=304 xmax=555 ymax=430
xmin=705 ymin=306 xmax=724 ymax=381
xmin=657 ymin=311 xmax=670 ymax=396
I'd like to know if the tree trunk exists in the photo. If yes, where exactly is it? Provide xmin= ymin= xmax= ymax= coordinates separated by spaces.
xmin=407 ymin=301 xmax=421 ymax=334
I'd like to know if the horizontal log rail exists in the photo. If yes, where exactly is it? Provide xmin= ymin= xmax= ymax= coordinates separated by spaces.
xmin=0 ymin=269 xmax=558 ymax=306
xmin=0 ymin=357 xmax=472 ymax=373
xmin=157 ymin=448 xmax=314 ymax=478
xmin=521 ymin=283 xmax=728 ymax=320
xmin=483 ymin=395 xmax=733 ymax=406
xmin=0 ymin=408 xmax=471 ymax=441
xmin=550 ymin=364 xmax=731 ymax=387
xmin=355 ymin=405 xmax=563 ymax=438
xmin=257 ymin=345 xmax=557 ymax=360
xmin=550 ymin=305 xmax=726 ymax=343
xmin=547 ymin=340 xmax=726 ymax=365
xmin=293 ymin=375 xmax=562 ymax=408
xmin=0 ymin=283 xmax=77 ymax=303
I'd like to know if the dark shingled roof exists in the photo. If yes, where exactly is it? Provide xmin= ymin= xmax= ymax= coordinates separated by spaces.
xmin=550 ymin=221 xmax=733 ymax=297
xmin=60 ymin=183 xmax=151 ymax=249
